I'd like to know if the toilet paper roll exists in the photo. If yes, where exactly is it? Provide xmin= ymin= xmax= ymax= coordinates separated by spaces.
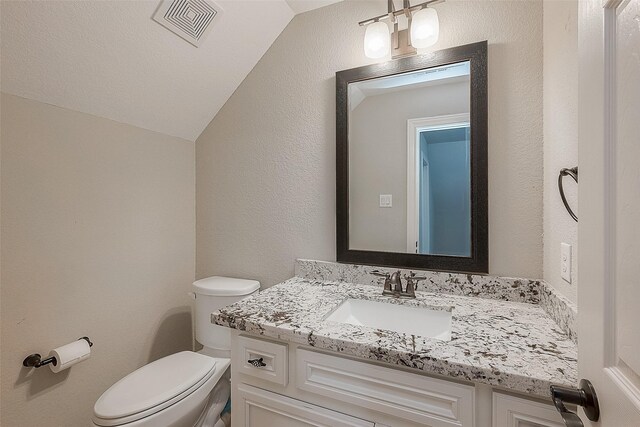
xmin=48 ymin=339 xmax=91 ymax=373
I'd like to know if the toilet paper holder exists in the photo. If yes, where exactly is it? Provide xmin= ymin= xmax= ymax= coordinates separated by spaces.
xmin=22 ymin=336 xmax=93 ymax=369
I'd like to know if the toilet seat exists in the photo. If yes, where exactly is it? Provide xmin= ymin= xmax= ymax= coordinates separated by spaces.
xmin=93 ymin=352 xmax=218 ymax=427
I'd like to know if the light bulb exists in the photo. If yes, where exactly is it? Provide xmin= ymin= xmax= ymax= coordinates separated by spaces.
xmin=364 ymin=21 xmax=390 ymax=59
xmin=410 ymin=8 xmax=439 ymax=49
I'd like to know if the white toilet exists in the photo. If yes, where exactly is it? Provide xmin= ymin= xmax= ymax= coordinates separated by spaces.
xmin=92 ymin=277 xmax=260 ymax=427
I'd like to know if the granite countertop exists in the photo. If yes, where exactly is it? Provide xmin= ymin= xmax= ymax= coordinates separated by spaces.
xmin=212 ymin=276 xmax=577 ymax=397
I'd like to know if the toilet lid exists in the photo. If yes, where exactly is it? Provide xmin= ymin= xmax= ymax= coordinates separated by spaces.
xmin=94 ymin=351 xmax=216 ymax=422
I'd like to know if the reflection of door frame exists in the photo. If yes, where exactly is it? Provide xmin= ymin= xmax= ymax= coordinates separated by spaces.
xmin=406 ymin=113 xmax=470 ymax=253
xmin=420 ymin=146 xmax=431 ymax=254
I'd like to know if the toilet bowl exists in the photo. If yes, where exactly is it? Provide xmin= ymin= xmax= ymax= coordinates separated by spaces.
xmin=92 ymin=277 xmax=259 ymax=427
xmin=92 ymin=352 xmax=229 ymax=427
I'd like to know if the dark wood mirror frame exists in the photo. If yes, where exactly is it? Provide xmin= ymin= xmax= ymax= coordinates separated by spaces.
xmin=336 ymin=41 xmax=488 ymax=273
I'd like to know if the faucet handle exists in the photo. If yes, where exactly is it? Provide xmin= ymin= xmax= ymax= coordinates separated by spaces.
xmin=372 ymin=270 xmax=392 ymax=291
xmin=371 ymin=270 xmax=390 ymax=278
xmin=404 ymin=272 xmax=426 ymax=298
xmin=405 ymin=271 xmax=426 ymax=281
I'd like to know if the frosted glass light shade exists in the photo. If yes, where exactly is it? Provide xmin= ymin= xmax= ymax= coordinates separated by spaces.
xmin=410 ymin=8 xmax=439 ymax=49
xmin=364 ymin=21 xmax=390 ymax=59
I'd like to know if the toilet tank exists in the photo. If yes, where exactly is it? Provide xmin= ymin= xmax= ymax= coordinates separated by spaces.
xmin=192 ymin=276 xmax=260 ymax=355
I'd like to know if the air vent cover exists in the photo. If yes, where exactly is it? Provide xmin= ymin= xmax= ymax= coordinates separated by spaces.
xmin=153 ymin=0 xmax=223 ymax=47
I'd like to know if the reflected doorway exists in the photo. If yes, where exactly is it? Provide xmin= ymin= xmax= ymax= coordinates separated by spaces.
xmin=407 ymin=114 xmax=471 ymax=256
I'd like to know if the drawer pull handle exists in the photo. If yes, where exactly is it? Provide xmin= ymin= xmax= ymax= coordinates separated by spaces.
xmin=248 ymin=357 xmax=266 ymax=368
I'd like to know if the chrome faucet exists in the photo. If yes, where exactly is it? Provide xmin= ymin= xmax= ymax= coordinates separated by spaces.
xmin=372 ymin=270 xmax=425 ymax=298
xmin=390 ymin=271 xmax=403 ymax=293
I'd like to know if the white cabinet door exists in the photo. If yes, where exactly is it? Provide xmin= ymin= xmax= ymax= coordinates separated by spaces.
xmin=579 ymin=0 xmax=640 ymax=425
xmin=493 ymin=393 xmax=563 ymax=427
xmin=235 ymin=383 xmax=375 ymax=427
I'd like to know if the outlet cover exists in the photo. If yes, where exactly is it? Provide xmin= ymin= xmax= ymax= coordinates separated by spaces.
xmin=379 ymin=194 xmax=392 ymax=208
xmin=561 ymin=243 xmax=572 ymax=283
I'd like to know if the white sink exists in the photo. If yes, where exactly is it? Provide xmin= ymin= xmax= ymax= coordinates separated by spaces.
xmin=325 ymin=298 xmax=452 ymax=341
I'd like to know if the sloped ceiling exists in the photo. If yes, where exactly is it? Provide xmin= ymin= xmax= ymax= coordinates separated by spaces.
xmin=0 ymin=0 xmax=342 ymax=141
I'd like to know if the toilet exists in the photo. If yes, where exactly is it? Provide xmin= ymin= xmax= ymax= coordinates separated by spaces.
xmin=92 ymin=277 xmax=260 ymax=427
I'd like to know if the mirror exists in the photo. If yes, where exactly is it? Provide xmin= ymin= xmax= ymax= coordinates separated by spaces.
xmin=337 ymin=42 xmax=488 ymax=273
xmin=349 ymin=61 xmax=471 ymax=256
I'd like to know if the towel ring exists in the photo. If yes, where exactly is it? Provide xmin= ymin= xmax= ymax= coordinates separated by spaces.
xmin=558 ymin=167 xmax=578 ymax=222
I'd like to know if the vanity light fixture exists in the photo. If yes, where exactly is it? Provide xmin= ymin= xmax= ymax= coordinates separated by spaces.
xmin=360 ymin=0 xmax=442 ymax=59
xmin=364 ymin=21 xmax=392 ymax=59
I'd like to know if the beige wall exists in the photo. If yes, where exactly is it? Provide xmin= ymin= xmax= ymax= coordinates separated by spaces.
xmin=1 ymin=25 xmax=3 ymax=419
xmin=0 ymin=93 xmax=195 ymax=426
xmin=196 ymin=0 xmax=544 ymax=286
xmin=349 ymin=81 xmax=469 ymax=253
xmin=542 ymin=0 xmax=578 ymax=304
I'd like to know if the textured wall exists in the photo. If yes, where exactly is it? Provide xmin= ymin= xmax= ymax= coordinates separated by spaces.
xmin=543 ymin=0 xmax=578 ymax=304
xmin=196 ymin=0 xmax=544 ymax=287
xmin=349 ymin=81 xmax=469 ymax=253
xmin=1 ymin=94 xmax=195 ymax=426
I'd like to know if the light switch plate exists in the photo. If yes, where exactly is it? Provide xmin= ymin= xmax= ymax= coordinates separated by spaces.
xmin=561 ymin=243 xmax=572 ymax=283
xmin=379 ymin=194 xmax=392 ymax=208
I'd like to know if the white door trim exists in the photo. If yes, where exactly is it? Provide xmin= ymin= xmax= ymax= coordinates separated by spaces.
xmin=406 ymin=113 xmax=470 ymax=253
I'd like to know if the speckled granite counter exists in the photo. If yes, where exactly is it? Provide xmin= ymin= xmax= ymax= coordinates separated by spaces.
xmin=296 ymin=259 xmax=577 ymax=343
xmin=212 ymin=276 xmax=577 ymax=398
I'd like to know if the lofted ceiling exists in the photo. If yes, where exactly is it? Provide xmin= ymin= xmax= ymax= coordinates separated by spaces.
xmin=0 ymin=0 xmax=342 ymax=141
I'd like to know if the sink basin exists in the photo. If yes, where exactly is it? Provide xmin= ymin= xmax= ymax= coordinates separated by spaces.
xmin=325 ymin=298 xmax=452 ymax=341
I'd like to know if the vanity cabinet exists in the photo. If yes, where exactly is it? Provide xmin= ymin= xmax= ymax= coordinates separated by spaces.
xmin=231 ymin=332 xmax=564 ymax=427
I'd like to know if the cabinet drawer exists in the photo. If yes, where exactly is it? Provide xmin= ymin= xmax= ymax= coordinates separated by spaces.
xmin=296 ymin=348 xmax=474 ymax=427
xmin=237 ymin=335 xmax=288 ymax=386
xmin=492 ymin=393 xmax=563 ymax=427
xmin=236 ymin=383 xmax=375 ymax=427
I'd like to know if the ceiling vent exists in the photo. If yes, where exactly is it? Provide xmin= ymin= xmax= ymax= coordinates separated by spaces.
xmin=153 ymin=0 xmax=223 ymax=47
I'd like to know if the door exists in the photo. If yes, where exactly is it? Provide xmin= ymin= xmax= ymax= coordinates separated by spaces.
xmin=235 ymin=383 xmax=375 ymax=427
xmin=579 ymin=0 xmax=640 ymax=425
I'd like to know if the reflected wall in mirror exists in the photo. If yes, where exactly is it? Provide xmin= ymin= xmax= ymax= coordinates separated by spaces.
xmin=337 ymin=42 xmax=487 ymax=273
